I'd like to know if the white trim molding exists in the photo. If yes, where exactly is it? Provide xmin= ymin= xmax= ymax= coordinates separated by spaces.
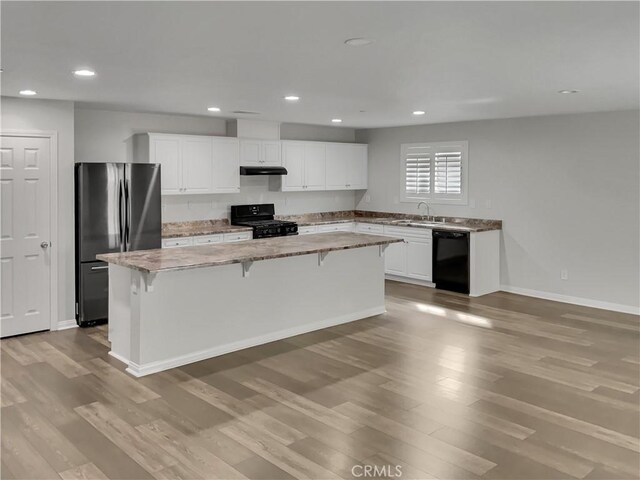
xmin=116 ymin=306 xmax=387 ymax=377
xmin=55 ymin=319 xmax=78 ymax=331
xmin=500 ymin=285 xmax=640 ymax=315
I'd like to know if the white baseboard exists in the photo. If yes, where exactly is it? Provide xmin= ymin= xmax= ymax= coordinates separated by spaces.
xmin=56 ymin=319 xmax=78 ymax=331
xmin=500 ymin=285 xmax=640 ymax=315
xmin=114 ymin=305 xmax=387 ymax=377
xmin=385 ymin=274 xmax=435 ymax=288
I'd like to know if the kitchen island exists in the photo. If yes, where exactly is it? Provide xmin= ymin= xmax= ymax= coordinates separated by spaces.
xmin=97 ymin=232 xmax=402 ymax=376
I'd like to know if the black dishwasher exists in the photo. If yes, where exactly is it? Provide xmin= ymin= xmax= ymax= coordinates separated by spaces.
xmin=433 ymin=230 xmax=470 ymax=294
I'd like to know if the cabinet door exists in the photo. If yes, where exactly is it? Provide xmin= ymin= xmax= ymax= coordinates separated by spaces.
xmin=281 ymin=142 xmax=305 ymax=191
xmin=406 ymin=238 xmax=432 ymax=281
xmin=240 ymin=140 xmax=261 ymax=165
xmin=152 ymin=136 xmax=181 ymax=195
xmin=181 ymin=137 xmax=213 ymax=194
xmin=262 ymin=141 xmax=282 ymax=166
xmin=385 ymin=241 xmax=407 ymax=276
xmin=325 ymin=144 xmax=348 ymax=190
xmin=348 ymin=144 xmax=368 ymax=189
xmin=304 ymin=143 xmax=326 ymax=190
xmin=212 ymin=138 xmax=240 ymax=193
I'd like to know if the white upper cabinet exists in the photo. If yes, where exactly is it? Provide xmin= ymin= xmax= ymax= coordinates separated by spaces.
xmin=211 ymin=137 xmax=240 ymax=193
xmin=181 ymin=136 xmax=213 ymax=194
xmin=151 ymin=136 xmax=182 ymax=195
xmin=348 ymin=144 xmax=368 ymax=189
xmin=239 ymin=139 xmax=261 ymax=165
xmin=325 ymin=143 xmax=368 ymax=190
xmin=281 ymin=141 xmax=326 ymax=191
xmin=282 ymin=142 xmax=305 ymax=190
xmin=304 ymin=143 xmax=327 ymax=190
xmin=240 ymin=139 xmax=282 ymax=166
xmin=143 ymin=134 xmax=239 ymax=195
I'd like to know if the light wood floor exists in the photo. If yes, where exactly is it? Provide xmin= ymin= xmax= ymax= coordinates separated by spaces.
xmin=2 ymin=281 xmax=639 ymax=480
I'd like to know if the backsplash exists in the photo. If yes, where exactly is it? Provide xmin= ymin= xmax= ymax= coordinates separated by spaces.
xmin=161 ymin=176 xmax=356 ymax=222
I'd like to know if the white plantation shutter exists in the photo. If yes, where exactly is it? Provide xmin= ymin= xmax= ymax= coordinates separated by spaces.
xmin=400 ymin=141 xmax=468 ymax=204
xmin=434 ymin=151 xmax=462 ymax=194
xmin=403 ymin=145 xmax=431 ymax=196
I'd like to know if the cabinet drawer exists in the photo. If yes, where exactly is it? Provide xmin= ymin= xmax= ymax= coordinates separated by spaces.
xmin=298 ymin=225 xmax=318 ymax=235
xmin=193 ymin=234 xmax=223 ymax=245
xmin=317 ymin=223 xmax=354 ymax=233
xmin=223 ymin=231 xmax=252 ymax=243
xmin=383 ymin=225 xmax=432 ymax=239
xmin=355 ymin=223 xmax=384 ymax=234
xmin=162 ymin=237 xmax=193 ymax=248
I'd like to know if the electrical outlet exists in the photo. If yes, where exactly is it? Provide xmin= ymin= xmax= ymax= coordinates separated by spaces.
xmin=470 ymin=198 xmax=476 ymax=208
xmin=561 ymin=268 xmax=569 ymax=280
xmin=484 ymin=199 xmax=492 ymax=209
xmin=364 ymin=194 xmax=371 ymax=203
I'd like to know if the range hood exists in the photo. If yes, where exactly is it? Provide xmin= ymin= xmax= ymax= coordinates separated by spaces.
xmin=240 ymin=166 xmax=288 ymax=176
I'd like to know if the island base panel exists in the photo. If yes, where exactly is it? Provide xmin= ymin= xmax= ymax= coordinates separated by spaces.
xmin=108 ymin=246 xmax=385 ymax=376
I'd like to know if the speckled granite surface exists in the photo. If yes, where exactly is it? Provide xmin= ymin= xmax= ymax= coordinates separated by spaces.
xmin=162 ymin=211 xmax=502 ymax=238
xmin=162 ymin=220 xmax=252 ymax=238
xmin=276 ymin=210 xmax=502 ymax=233
xmin=98 ymin=232 xmax=403 ymax=273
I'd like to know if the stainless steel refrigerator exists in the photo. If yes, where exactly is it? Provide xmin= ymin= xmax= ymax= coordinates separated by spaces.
xmin=75 ymin=163 xmax=161 ymax=326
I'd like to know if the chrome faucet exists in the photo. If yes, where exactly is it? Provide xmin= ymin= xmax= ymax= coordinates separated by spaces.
xmin=417 ymin=201 xmax=431 ymax=218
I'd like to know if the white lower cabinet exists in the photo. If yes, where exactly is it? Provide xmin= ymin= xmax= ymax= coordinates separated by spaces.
xmin=162 ymin=231 xmax=252 ymax=248
xmin=406 ymin=237 xmax=432 ymax=281
xmin=162 ymin=237 xmax=193 ymax=248
xmin=382 ymin=226 xmax=432 ymax=282
xmin=384 ymin=241 xmax=407 ymax=276
xmin=193 ymin=234 xmax=223 ymax=245
xmin=297 ymin=225 xmax=319 ymax=235
xmin=317 ymin=222 xmax=355 ymax=233
xmin=355 ymin=223 xmax=384 ymax=234
xmin=223 ymin=231 xmax=252 ymax=243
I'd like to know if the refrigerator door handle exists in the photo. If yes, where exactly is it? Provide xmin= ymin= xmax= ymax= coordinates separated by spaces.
xmin=124 ymin=178 xmax=131 ymax=251
xmin=118 ymin=179 xmax=126 ymax=252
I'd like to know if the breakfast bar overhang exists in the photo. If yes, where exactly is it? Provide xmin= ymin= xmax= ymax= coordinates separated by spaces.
xmin=98 ymin=232 xmax=402 ymax=376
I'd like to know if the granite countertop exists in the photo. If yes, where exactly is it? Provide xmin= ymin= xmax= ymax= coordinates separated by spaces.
xmin=162 ymin=220 xmax=252 ymax=238
xmin=97 ymin=232 xmax=403 ymax=274
xmin=162 ymin=211 xmax=502 ymax=238
xmin=277 ymin=211 xmax=502 ymax=233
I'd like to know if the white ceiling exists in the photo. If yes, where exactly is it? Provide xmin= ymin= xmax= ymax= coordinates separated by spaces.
xmin=2 ymin=1 xmax=638 ymax=128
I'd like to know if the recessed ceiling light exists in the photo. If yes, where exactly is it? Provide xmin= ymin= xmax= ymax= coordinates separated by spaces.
xmin=284 ymin=95 xmax=300 ymax=101
xmin=74 ymin=69 xmax=95 ymax=77
xmin=207 ymin=106 xmax=221 ymax=112
xmin=413 ymin=110 xmax=426 ymax=116
xmin=344 ymin=38 xmax=374 ymax=47
xmin=331 ymin=118 xmax=343 ymax=123
xmin=558 ymin=89 xmax=579 ymax=94
xmin=19 ymin=89 xmax=37 ymax=96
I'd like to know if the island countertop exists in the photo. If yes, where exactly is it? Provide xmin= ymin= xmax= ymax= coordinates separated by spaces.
xmin=97 ymin=232 xmax=403 ymax=274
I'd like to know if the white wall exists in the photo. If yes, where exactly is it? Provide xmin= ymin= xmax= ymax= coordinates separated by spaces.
xmin=356 ymin=110 xmax=640 ymax=311
xmin=281 ymin=123 xmax=356 ymax=143
xmin=1 ymin=97 xmax=76 ymax=323
xmin=74 ymin=107 xmax=227 ymax=163
xmin=74 ymin=108 xmax=358 ymax=221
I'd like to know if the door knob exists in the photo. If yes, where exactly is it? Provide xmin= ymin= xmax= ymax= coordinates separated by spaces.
xmin=40 ymin=241 xmax=50 ymax=249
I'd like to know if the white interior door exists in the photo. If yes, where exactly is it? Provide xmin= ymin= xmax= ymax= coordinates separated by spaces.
xmin=1 ymin=135 xmax=51 ymax=337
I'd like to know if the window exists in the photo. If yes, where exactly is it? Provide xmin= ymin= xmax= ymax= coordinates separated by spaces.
xmin=400 ymin=141 xmax=468 ymax=204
